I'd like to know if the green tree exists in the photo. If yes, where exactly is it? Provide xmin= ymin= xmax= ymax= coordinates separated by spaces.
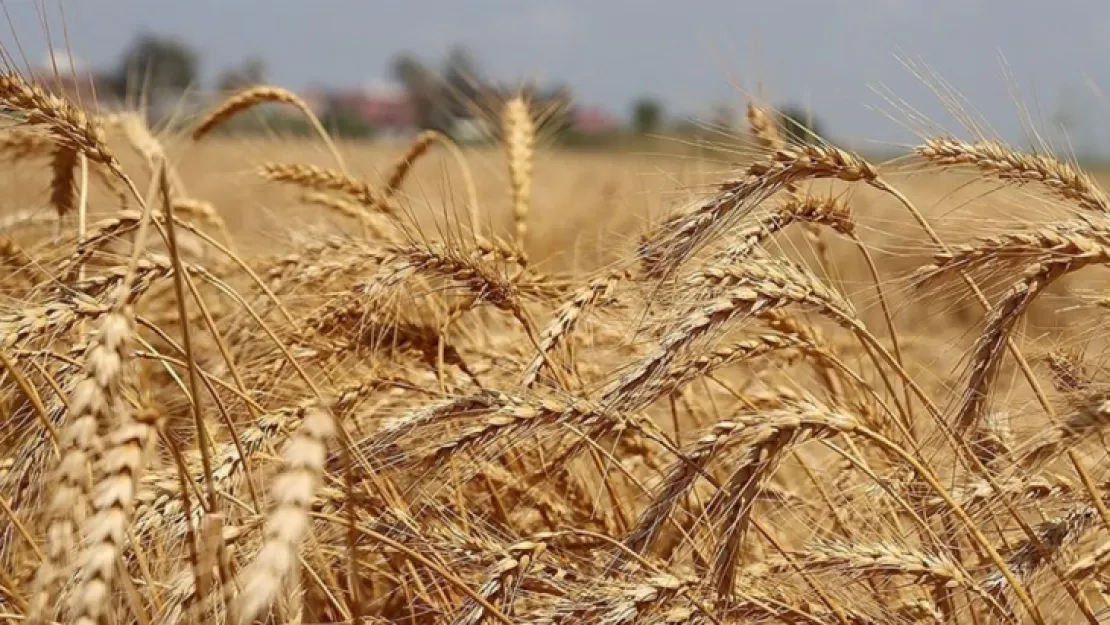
xmin=776 ymin=103 xmax=824 ymax=145
xmin=535 ymin=83 xmax=575 ymax=140
xmin=109 ymin=32 xmax=200 ymax=99
xmin=390 ymin=52 xmax=447 ymax=131
xmin=631 ymin=97 xmax=664 ymax=135
xmin=216 ymin=56 xmax=268 ymax=92
xmin=319 ymin=102 xmax=375 ymax=139
xmin=442 ymin=45 xmax=483 ymax=119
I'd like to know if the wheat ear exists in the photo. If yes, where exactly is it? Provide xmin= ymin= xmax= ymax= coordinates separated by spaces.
xmin=917 ymin=136 xmax=1109 ymax=213
xmin=0 ymin=72 xmax=117 ymax=169
xmin=641 ymin=145 xmax=877 ymax=276
xmin=70 ymin=336 xmax=159 ymax=625
xmin=384 ymin=129 xmax=438 ymax=196
xmin=192 ymin=85 xmax=346 ymax=169
xmin=27 ymin=306 xmax=138 ymax=625
xmin=231 ymin=400 xmax=337 ymax=624
xmin=502 ymin=96 xmax=534 ymax=251
xmin=48 ymin=145 xmax=77 ymax=219
xmin=260 ymin=163 xmax=395 ymax=216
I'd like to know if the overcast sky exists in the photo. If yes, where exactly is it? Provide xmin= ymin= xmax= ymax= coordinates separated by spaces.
xmin=4 ymin=0 xmax=1110 ymax=154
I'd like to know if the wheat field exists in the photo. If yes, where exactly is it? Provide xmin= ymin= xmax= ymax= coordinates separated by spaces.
xmin=3 ymin=75 xmax=1110 ymax=625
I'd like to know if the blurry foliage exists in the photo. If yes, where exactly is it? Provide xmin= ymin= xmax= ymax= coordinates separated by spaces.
xmin=390 ymin=45 xmax=578 ymax=143
xmin=318 ymin=103 xmax=376 ymax=139
xmin=776 ymin=103 xmax=825 ymax=145
xmin=631 ymin=97 xmax=664 ymax=135
xmin=216 ymin=56 xmax=268 ymax=92
xmin=108 ymin=32 xmax=200 ymax=99
xmin=91 ymin=33 xmax=837 ymax=149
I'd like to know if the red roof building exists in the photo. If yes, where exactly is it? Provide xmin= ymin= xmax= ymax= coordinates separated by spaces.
xmin=573 ymin=106 xmax=617 ymax=134
xmin=309 ymin=81 xmax=417 ymax=132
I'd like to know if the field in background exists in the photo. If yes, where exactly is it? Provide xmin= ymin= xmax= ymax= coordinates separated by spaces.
xmin=8 ymin=135 xmax=1104 ymax=342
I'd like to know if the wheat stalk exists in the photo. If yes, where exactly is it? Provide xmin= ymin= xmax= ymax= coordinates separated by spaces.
xmin=193 ymin=85 xmax=346 ymax=169
xmin=260 ymin=162 xmax=396 ymax=215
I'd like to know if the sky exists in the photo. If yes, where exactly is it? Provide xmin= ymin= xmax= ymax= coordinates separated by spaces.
xmin=4 ymin=0 xmax=1110 ymax=154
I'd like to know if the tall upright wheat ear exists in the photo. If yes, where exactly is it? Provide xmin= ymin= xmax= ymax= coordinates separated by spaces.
xmin=502 ymin=95 xmax=534 ymax=252
xmin=69 ymin=320 xmax=159 ymax=625
xmin=27 ymin=291 xmax=148 ymax=625
xmin=231 ymin=399 xmax=337 ymax=625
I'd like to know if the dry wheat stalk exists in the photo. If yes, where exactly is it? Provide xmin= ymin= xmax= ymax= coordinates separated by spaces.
xmin=191 ymin=85 xmax=346 ymax=169
xmin=0 ymin=72 xmax=118 ymax=170
xmin=984 ymin=504 xmax=1100 ymax=593
xmin=915 ymin=218 xmax=1110 ymax=281
xmin=745 ymin=102 xmax=841 ymax=268
xmin=1022 ymin=392 xmax=1110 ymax=467
xmin=785 ymin=539 xmax=971 ymax=591
xmin=641 ymin=144 xmax=877 ymax=276
xmin=1065 ymin=540 xmax=1110 ymax=580
xmin=384 ymin=129 xmax=439 ymax=196
xmin=452 ymin=539 xmax=546 ymax=624
xmin=703 ymin=408 xmax=863 ymax=596
xmin=193 ymin=86 xmax=313 ymax=140
xmin=624 ymin=403 xmax=859 ymax=563
xmin=69 ymin=381 xmax=159 ymax=625
xmin=709 ymin=193 xmax=854 ymax=266
xmin=299 ymin=192 xmax=400 ymax=243
xmin=0 ymin=127 xmax=54 ymax=159
xmin=260 ymin=162 xmax=395 ymax=215
xmin=1045 ymin=350 xmax=1091 ymax=394
xmin=957 ymin=235 xmax=1110 ymax=439
xmin=607 ymin=258 xmax=856 ymax=415
xmin=520 ymin=269 xmax=627 ymax=388
xmin=747 ymin=102 xmax=785 ymax=152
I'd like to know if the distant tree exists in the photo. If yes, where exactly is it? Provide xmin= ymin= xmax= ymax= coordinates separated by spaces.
xmin=216 ymin=56 xmax=268 ymax=92
xmin=710 ymin=103 xmax=738 ymax=131
xmin=442 ymin=45 xmax=483 ymax=119
xmin=776 ymin=103 xmax=824 ymax=145
xmin=514 ymin=82 xmax=576 ymax=143
xmin=319 ymin=101 xmax=375 ymax=139
xmin=631 ymin=97 xmax=664 ymax=135
xmin=390 ymin=46 xmax=569 ymax=143
xmin=538 ymin=83 xmax=575 ymax=138
xmin=1051 ymin=88 xmax=1093 ymax=157
xmin=108 ymin=32 xmax=200 ymax=99
xmin=390 ymin=52 xmax=448 ymax=131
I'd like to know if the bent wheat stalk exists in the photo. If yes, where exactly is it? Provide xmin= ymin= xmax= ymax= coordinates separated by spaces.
xmin=192 ymin=85 xmax=346 ymax=170
xmin=917 ymin=136 xmax=1109 ymax=213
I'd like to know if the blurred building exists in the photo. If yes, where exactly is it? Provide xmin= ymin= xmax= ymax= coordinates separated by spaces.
xmin=573 ymin=105 xmax=617 ymax=134
xmin=306 ymin=80 xmax=418 ymax=140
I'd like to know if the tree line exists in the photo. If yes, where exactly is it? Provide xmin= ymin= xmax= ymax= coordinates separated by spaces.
xmin=73 ymin=32 xmax=825 ymax=144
